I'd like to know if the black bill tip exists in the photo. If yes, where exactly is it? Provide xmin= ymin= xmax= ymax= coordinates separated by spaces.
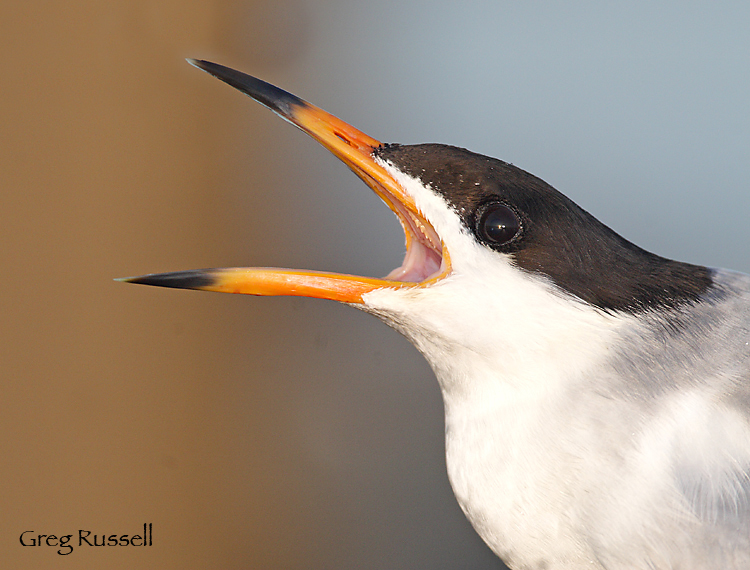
xmin=116 ymin=270 xmax=218 ymax=291
xmin=186 ymin=58 xmax=305 ymax=119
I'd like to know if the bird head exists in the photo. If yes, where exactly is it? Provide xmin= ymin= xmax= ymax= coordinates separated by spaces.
xmin=122 ymin=60 xmax=711 ymax=391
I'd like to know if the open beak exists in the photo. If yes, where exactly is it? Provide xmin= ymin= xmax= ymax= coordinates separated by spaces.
xmin=120 ymin=60 xmax=450 ymax=304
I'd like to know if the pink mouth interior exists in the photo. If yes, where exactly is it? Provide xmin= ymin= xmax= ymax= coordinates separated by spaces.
xmin=385 ymin=238 xmax=443 ymax=282
xmin=383 ymin=207 xmax=444 ymax=283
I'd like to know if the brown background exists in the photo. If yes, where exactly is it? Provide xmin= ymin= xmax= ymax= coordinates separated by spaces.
xmin=1 ymin=2 xmax=499 ymax=569
xmin=2 ymin=2 xmax=748 ymax=569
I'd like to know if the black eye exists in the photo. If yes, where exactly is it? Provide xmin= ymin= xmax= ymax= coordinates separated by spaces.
xmin=478 ymin=203 xmax=521 ymax=245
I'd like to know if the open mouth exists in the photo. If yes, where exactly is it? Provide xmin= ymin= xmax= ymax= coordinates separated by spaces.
xmin=121 ymin=60 xmax=451 ymax=304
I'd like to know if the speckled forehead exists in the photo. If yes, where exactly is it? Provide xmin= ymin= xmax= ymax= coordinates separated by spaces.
xmin=374 ymin=143 xmax=549 ymax=218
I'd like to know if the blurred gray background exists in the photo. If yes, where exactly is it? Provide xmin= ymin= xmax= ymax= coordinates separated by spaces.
xmin=2 ymin=1 xmax=749 ymax=569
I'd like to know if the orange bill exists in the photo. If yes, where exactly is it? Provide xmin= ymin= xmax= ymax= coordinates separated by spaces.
xmin=119 ymin=60 xmax=450 ymax=304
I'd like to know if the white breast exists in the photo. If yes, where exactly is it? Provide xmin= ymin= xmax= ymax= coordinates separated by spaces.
xmin=363 ymin=258 xmax=630 ymax=569
xmin=359 ymin=165 xmax=750 ymax=569
xmin=365 ymin=269 xmax=750 ymax=569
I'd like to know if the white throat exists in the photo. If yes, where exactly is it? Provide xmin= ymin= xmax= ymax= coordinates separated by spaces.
xmin=359 ymin=163 xmax=633 ymax=568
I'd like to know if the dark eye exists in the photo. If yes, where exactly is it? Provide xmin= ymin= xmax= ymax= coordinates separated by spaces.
xmin=478 ymin=203 xmax=521 ymax=245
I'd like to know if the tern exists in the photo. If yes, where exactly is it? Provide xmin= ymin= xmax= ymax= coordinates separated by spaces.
xmin=122 ymin=60 xmax=750 ymax=569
